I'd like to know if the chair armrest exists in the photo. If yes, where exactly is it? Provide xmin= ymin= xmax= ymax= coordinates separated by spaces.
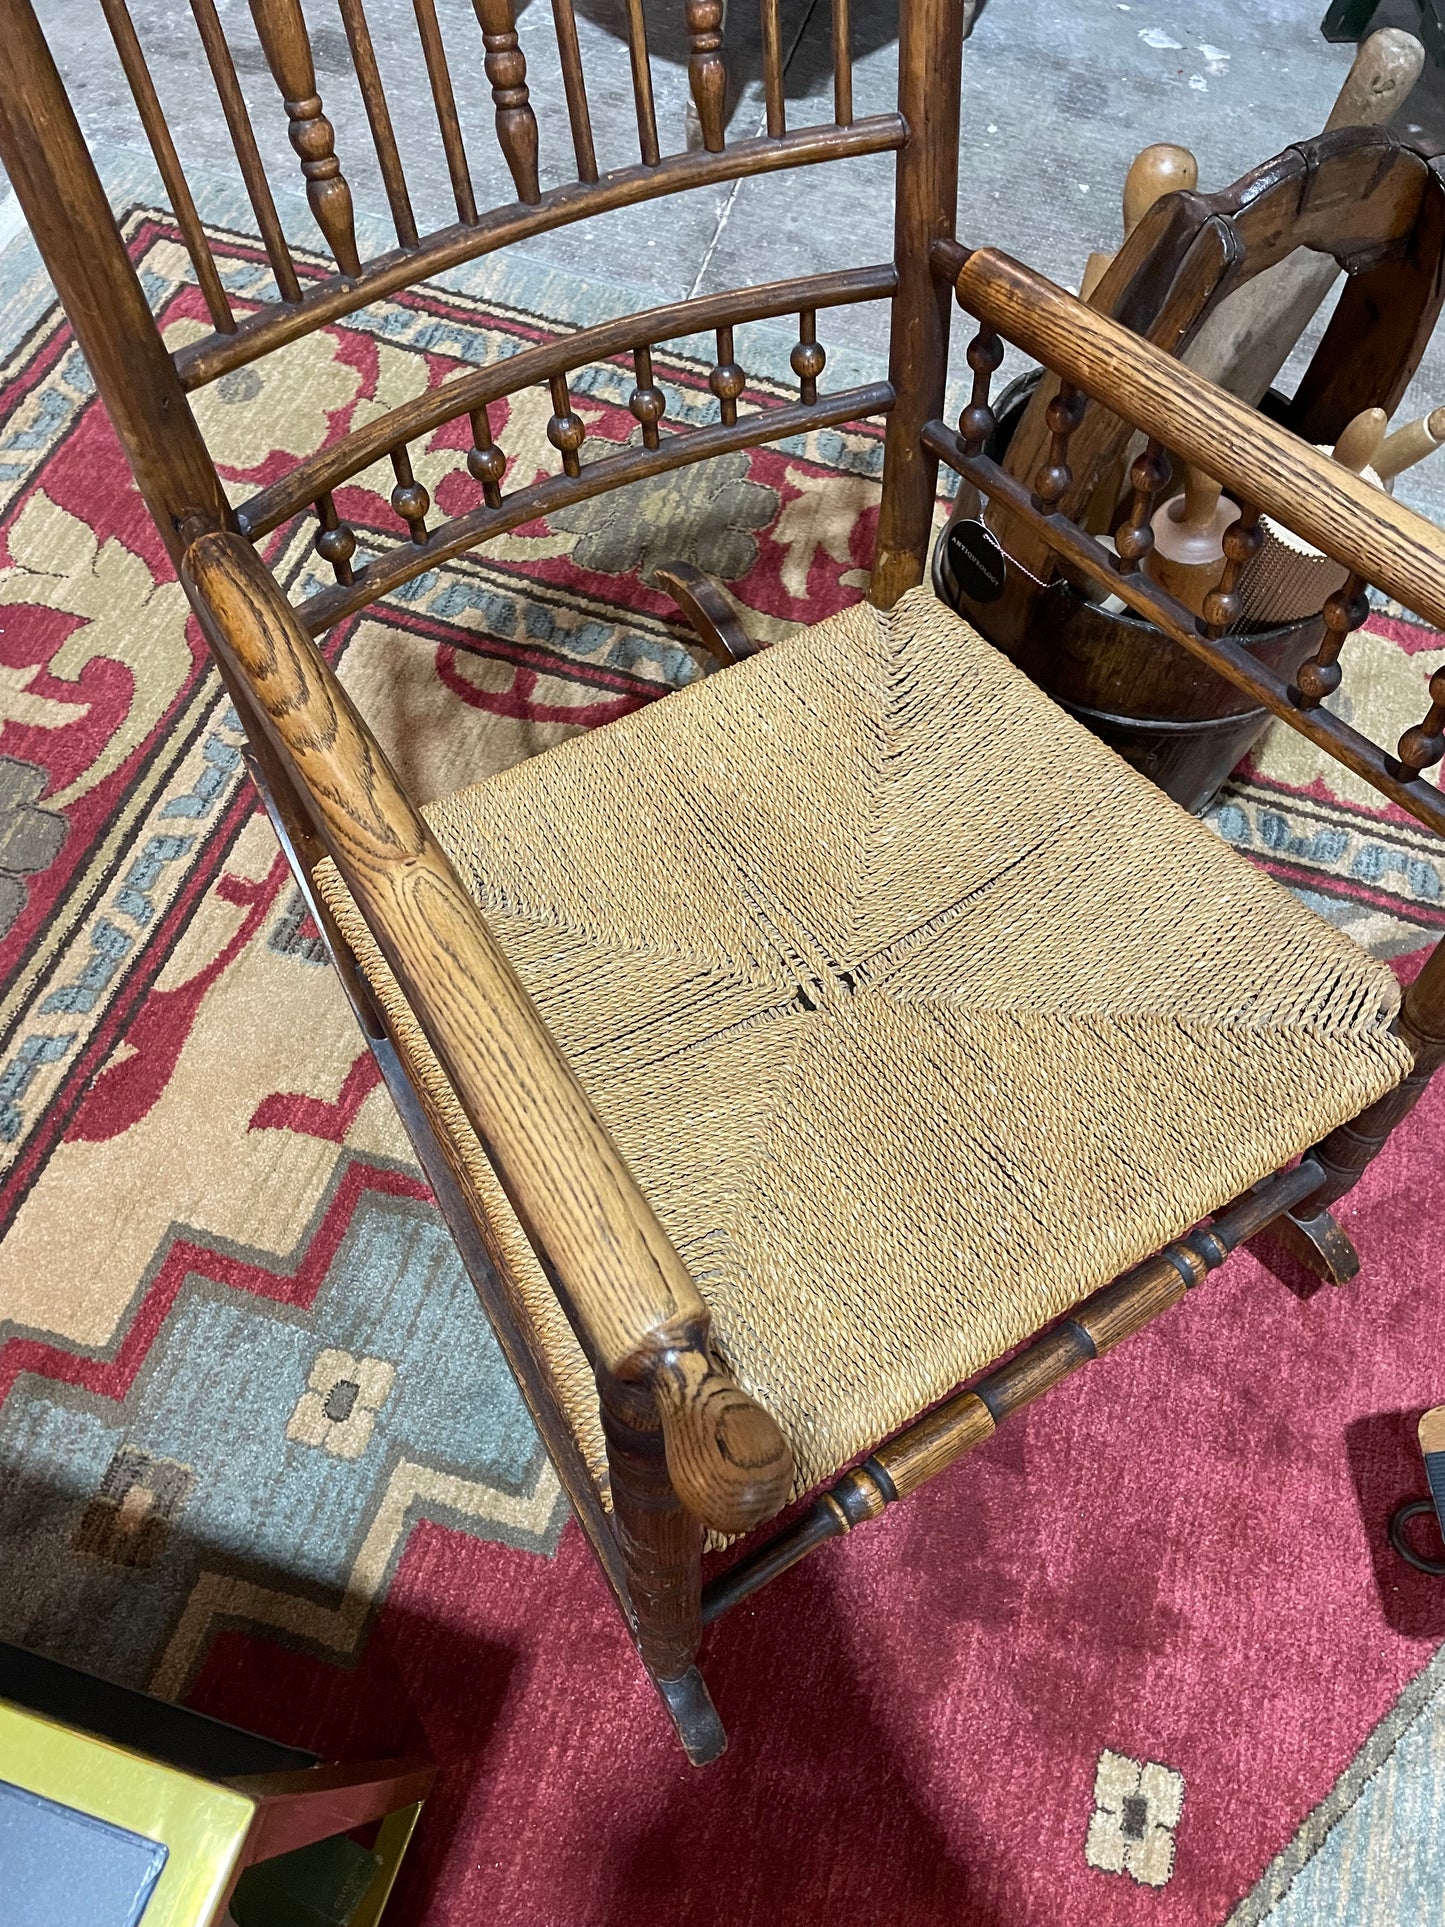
xmin=181 ymin=531 xmax=792 ymax=1534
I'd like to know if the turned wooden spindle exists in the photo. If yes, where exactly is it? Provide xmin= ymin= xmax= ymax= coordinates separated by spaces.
xmin=313 ymin=491 xmax=357 ymax=585
xmin=791 ymin=310 xmax=825 ymax=406
xmin=760 ymin=0 xmax=785 ymax=138
xmin=1294 ymin=572 xmax=1369 ymax=708
xmin=337 ymin=0 xmax=419 ymax=249
xmin=1113 ymin=440 xmax=1171 ymax=574
xmin=629 ymin=345 xmax=666 ymax=450
xmin=710 ymin=327 xmax=745 ymax=427
xmin=1144 ymin=467 xmax=1237 ymax=618
xmin=685 ymin=0 xmax=726 ymax=154
xmin=471 ymin=0 xmax=541 ymax=205
xmin=1080 ymin=142 xmax=1197 ymax=301
xmin=958 ymin=327 xmax=1003 ymax=455
xmin=550 ymin=0 xmax=598 ymax=182
xmin=1030 ymin=382 xmax=1086 ymax=513
xmin=547 ymin=374 xmax=585 ymax=478
xmin=1395 ymin=664 xmax=1445 ymax=778
xmin=1200 ymin=504 xmax=1264 ymax=635
xmin=1377 ymin=405 xmax=1445 ymax=483
xmin=832 ymin=0 xmax=853 ymax=125
xmin=247 ymin=0 xmax=362 ymax=278
xmin=414 ymin=0 xmax=478 ymax=225
xmin=466 ymin=406 xmax=506 ymax=509
xmin=622 ymin=0 xmax=661 ymax=168
xmin=389 ymin=444 xmax=430 ymax=543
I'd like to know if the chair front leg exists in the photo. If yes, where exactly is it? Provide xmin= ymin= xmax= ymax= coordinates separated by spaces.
xmin=598 ymin=1371 xmax=725 ymax=1765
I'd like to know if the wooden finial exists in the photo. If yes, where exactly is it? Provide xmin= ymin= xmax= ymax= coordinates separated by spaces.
xmin=1376 ymin=405 xmax=1445 ymax=482
xmin=1144 ymin=465 xmax=1236 ymax=616
xmin=1080 ymin=142 xmax=1198 ymax=300
xmin=1331 ymin=406 xmax=1388 ymax=475
xmin=1122 ymin=142 xmax=1198 ymax=236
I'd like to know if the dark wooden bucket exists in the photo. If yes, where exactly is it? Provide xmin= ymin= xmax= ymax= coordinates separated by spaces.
xmin=933 ymin=374 xmax=1321 ymax=816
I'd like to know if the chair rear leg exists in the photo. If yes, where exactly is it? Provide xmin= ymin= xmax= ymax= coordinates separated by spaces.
xmin=599 ymin=1375 xmax=726 ymax=1766
xmin=1258 ymin=941 xmax=1445 ymax=1279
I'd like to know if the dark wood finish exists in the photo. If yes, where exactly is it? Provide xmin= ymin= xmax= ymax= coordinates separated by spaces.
xmin=13 ymin=0 xmax=1439 ymax=1764
xmin=173 ymin=117 xmax=906 ymax=387
xmin=686 ymin=0 xmax=727 ymax=155
xmin=704 ymin=1161 xmax=1325 ymax=1623
xmin=338 ymin=0 xmax=419 ymax=249
xmin=947 ymin=247 xmax=1445 ymax=629
xmin=472 ymin=0 xmax=542 ymax=205
xmin=550 ymin=0 xmax=598 ymax=183
xmin=870 ymin=0 xmax=964 ymax=607
xmin=235 ymin=267 xmax=896 ymax=537
xmin=98 ymin=0 xmax=235 ymax=331
xmin=926 ymin=424 xmax=1445 ymax=838
xmin=623 ymin=0 xmax=661 ymax=168
xmin=295 ymin=382 xmax=894 ymax=636
xmin=0 ymin=0 xmax=231 ymax=561
xmin=189 ymin=0 xmax=303 ymax=303
xmin=760 ymin=0 xmax=786 ymax=139
xmin=248 ymin=0 xmax=363 ymax=278
xmin=653 ymin=560 xmax=758 ymax=666
xmin=832 ymin=0 xmax=853 ymax=127
xmin=413 ymin=0 xmax=478 ymax=226
xmin=1254 ymin=1204 xmax=1362 ymax=1285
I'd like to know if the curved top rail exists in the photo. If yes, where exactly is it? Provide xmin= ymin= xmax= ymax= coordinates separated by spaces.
xmin=172 ymin=117 xmax=907 ymax=391
xmin=944 ymin=243 xmax=1445 ymax=634
xmin=234 ymin=264 xmax=898 ymax=538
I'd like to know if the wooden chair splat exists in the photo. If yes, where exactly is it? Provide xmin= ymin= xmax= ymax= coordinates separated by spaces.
xmin=248 ymin=0 xmax=363 ymax=279
xmin=471 ymin=0 xmax=542 ymax=206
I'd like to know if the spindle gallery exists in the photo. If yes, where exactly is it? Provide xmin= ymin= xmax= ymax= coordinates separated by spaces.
xmin=1 ymin=2 xmax=1444 ymax=1920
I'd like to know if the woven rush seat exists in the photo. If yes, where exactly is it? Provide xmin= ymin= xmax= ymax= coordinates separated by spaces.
xmin=315 ymin=587 xmax=1411 ymax=1508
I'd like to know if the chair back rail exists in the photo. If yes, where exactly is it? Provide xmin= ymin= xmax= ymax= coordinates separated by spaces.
xmin=78 ymin=0 xmax=903 ymax=386
xmin=929 ymin=241 xmax=1445 ymax=838
xmin=0 ymin=0 xmax=951 ymax=609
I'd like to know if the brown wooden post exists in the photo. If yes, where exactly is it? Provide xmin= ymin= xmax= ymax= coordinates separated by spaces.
xmin=0 ymin=0 xmax=231 ymax=564
xmin=870 ymin=0 xmax=964 ymax=608
xmin=1299 ymin=936 xmax=1445 ymax=1208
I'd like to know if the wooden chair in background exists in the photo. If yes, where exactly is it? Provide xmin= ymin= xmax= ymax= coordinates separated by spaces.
xmin=2 ymin=0 xmax=1445 ymax=1764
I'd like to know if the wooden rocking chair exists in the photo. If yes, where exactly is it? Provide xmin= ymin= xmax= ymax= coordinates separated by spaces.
xmin=4 ymin=0 xmax=1445 ymax=1765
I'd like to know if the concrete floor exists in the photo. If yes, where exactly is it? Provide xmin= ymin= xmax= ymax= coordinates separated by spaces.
xmin=6 ymin=0 xmax=1445 ymax=526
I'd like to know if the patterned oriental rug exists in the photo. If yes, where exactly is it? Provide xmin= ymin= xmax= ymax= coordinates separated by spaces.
xmin=2 ymin=208 xmax=1445 ymax=1926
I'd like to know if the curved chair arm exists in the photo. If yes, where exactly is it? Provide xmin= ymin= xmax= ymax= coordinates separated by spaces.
xmin=181 ymin=530 xmax=792 ymax=1536
xmin=653 ymin=559 xmax=760 ymax=669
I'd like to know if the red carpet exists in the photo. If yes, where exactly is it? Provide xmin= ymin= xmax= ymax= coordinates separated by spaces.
xmin=191 ymin=999 xmax=1445 ymax=1925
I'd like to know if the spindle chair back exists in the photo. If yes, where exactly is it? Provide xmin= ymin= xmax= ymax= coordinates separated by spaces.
xmin=0 ymin=0 xmax=945 ymax=615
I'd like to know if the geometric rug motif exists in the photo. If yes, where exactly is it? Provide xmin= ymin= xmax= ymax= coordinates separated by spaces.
xmin=2 ymin=199 xmax=1445 ymax=1927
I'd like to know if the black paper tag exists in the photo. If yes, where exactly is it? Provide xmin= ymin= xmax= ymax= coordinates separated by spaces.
xmin=945 ymin=518 xmax=1007 ymax=604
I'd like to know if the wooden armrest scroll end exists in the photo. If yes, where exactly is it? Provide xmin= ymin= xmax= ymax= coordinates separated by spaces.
xmin=654 ymin=1345 xmax=794 ymax=1536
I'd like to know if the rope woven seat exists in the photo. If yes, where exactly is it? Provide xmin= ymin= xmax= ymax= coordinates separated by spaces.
xmin=315 ymin=587 xmax=1411 ymax=1511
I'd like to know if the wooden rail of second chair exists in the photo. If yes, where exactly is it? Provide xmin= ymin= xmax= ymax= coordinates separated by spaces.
xmin=926 ymin=242 xmax=1445 ymax=840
